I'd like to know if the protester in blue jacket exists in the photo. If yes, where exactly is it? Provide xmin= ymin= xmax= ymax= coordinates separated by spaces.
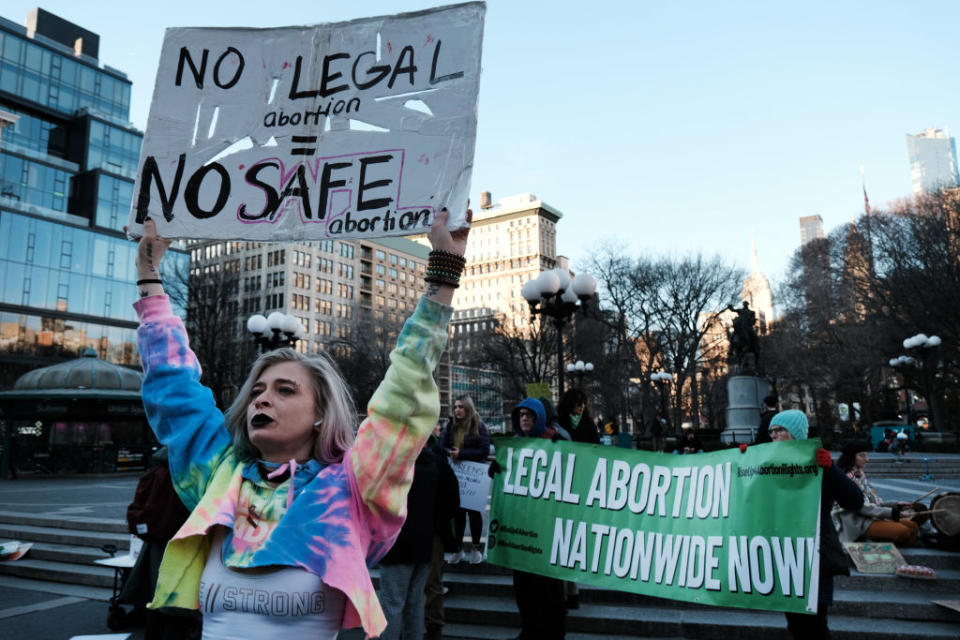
xmin=508 ymin=398 xmax=567 ymax=639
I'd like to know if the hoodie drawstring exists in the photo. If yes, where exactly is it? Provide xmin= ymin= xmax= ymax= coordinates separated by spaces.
xmin=266 ymin=458 xmax=299 ymax=508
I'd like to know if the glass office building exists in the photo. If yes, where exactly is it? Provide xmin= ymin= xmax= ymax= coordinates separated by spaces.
xmin=0 ymin=9 xmax=187 ymax=387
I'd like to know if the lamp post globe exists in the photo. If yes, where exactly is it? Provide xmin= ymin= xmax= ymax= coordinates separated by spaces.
xmin=520 ymin=267 xmax=598 ymax=393
xmin=248 ymin=311 xmax=303 ymax=351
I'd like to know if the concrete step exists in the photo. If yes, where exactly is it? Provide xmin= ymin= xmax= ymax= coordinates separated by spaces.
xmin=0 ymin=510 xmax=127 ymax=534
xmin=837 ymin=567 xmax=960 ymax=592
xmin=899 ymin=546 xmax=960 ymax=570
xmin=0 ymin=523 xmax=130 ymax=549
xmin=0 ymin=557 xmax=116 ymax=588
xmin=441 ymin=623 xmax=686 ymax=640
xmin=443 ymin=593 xmax=960 ymax=639
xmin=439 ymin=568 xmax=960 ymax=622
xmin=25 ymin=541 xmax=115 ymax=565
xmin=0 ymin=573 xmax=115 ymax=602
xmin=832 ymin=589 xmax=960 ymax=623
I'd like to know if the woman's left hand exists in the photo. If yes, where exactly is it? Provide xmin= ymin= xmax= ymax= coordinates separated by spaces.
xmin=428 ymin=205 xmax=472 ymax=256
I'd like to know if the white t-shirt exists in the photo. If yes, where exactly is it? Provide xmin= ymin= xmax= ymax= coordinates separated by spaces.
xmin=199 ymin=527 xmax=346 ymax=640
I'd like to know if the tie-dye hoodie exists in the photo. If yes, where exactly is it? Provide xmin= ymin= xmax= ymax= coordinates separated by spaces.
xmin=134 ymin=294 xmax=451 ymax=638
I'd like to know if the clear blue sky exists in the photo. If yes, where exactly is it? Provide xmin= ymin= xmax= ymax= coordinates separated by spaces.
xmin=7 ymin=1 xmax=959 ymax=289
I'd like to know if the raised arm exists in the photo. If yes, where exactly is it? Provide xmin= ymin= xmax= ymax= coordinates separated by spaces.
xmin=132 ymin=219 xmax=231 ymax=510
xmin=348 ymin=207 xmax=471 ymax=541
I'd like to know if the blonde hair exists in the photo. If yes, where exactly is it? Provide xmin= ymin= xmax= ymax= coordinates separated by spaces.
xmin=225 ymin=348 xmax=357 ymax=463
xmin=452 ymin=394 xmax=481 ymax=438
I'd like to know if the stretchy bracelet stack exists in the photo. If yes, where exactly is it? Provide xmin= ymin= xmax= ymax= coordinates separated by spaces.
xmin=424 ymin=249 xmax=466 ymax=288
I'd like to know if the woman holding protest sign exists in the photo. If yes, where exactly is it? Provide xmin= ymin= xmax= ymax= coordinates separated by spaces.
xmin=442 ymin=394 xmax=491 ymax=564
xmin=835 ymin=442 xmax=920 ymax=546
xmin=766 ymin=410 xmax=863 ymax=639
xmin=128 ymin=207 xmax=470 ymax=639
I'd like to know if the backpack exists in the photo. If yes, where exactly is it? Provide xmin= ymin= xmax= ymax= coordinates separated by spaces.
xmin=126 ymin=464 xmax=190 ymax=543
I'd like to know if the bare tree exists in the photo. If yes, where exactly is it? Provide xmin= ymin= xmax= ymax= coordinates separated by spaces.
xmin=470 ymin=315 xmax=557 ymax=409
xmin=167 ymin=257 xmax=246 ymax=409
xmin=327 ymin=311 xmax=407 ymax=410
xmin=586 ymin=246 xmax=743 ymax=434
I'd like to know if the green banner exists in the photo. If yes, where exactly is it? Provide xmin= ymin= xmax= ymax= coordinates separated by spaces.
xmin=487 ymin=439 xmax=824 ymax=614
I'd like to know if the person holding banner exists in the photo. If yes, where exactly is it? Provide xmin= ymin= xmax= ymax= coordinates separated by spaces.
xmin=835 ymin=442 xmax=919 ymax=546
xmin=557 ymin=388 xmax=600 ymax=445
xmin=442 ymin=394 xmax=491 ymax=564
xmin=128 ymin=207 xmax=470 ymax=639
xmin=509 ymin=398 xmax=567 ymax=639
xmin=767 ymin=410 xmax=863 ymax=639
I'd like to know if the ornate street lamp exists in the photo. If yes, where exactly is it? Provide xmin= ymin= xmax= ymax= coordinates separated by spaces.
xmin=521 ymin=268 xmax=597 ymax=393
xmin=246 ymin=311 xmax=305 ymax=351
xmin=566 ymin=360 xmax=594 ymax=388
xmin=894 ymin=333 xmax=942 ymax=430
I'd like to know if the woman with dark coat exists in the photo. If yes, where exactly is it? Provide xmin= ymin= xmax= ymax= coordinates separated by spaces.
xmin=768 ymin=410 xmax=863 ymax=639
xmin=442 ymin=394 xmax=491 ymax=564
xmin=557 ymin=388 xmax=600 ymax=445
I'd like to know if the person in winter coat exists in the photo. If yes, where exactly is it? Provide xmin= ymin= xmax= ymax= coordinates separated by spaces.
xmin=119 ymin=446 xmax=200 ymax=638
xmin=834 ymin=441 xmax=919 ymax=546
xmin=423 ymin=421 xmax=460 ymax=640
xmin=377 ymin=433 xmax=460 ymax=640
xmin=754 ymin=394 xmax=778 ymax=444
xmin=509 ymin=398 xmax=567 ymax=639
xmin=557 ymin=388 xmax=599 ymax=445
xmin=538 ymin=396 xmax=571 ymax=442
xmin=128 ymin=210 xmax=469 ymax=639
xmin=767 ymin=410 xmax=863 ymax=639
xmin=442 ymin=395 xmax=491 ymax=564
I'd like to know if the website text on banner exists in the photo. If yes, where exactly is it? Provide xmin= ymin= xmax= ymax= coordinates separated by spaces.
xmin=127 ymin=2 xmax=485 ymax=241
xmin=487 ymin=440 xmax=824 ymax=615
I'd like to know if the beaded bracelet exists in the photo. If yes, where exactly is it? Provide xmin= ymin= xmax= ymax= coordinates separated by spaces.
xmin=425 ymin=249 xmax=466 ymax=288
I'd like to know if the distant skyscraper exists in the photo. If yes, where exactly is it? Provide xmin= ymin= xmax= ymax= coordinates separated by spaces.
xmin=799 ymin=214 xmax=825 ymax=246
xmin=906 ymin=127 xmax=960 ymax=196
xmin=742 ymin=242 xmax=775 ymax=335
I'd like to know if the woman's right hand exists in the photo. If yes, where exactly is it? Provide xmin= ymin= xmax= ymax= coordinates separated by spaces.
xmin=127 ymin=218 xmax=171 ymax=298
xmin=134 ymin=218 xmax=172 ymax=277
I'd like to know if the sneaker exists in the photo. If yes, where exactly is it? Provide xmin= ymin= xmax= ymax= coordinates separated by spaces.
xmin=444 ymin=550 xmax=464 ymax=564
xmin=468 ymin=548 xmax=484 ymax=564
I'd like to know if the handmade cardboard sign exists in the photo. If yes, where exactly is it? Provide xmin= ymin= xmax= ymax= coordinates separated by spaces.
xmin=127 ymin=2 xmax=485 ymax=240
xmin=843 ymin=541 xmax=906 ymax=574
xmin=451 ymin=459 xmax=492 ymax=512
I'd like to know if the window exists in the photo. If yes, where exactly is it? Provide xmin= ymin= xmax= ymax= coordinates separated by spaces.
xmin=389 ymin=254 xmax=398 ymax=264
xmin=376 ymin=250 xmax=385 ymax=261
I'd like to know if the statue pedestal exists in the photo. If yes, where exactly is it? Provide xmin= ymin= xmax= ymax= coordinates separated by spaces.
xmin=722 ymin=375 xmax=771 ymax=444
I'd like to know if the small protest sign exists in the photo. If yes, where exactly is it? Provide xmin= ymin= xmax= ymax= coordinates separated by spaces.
xmin=524 ymin=382 xmax=551 ymax=401
xmin=128 ymin=2 xmax=485 ymax=241
xmin=451 ymin=459 xmax=492 ymax=513
xmin=488 ymin=439 xmax=825 ymax=615
xmin=843 ymin=541 xmax=906 ymax=574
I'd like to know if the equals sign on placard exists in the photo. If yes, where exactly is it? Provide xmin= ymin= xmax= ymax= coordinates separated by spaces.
xmin=291 ymin=136 xmax=317 ymax=155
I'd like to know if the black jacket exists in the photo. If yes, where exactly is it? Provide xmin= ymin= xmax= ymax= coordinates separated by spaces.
xmin=382 ymin=438 xmax=460 ymax=564
xmin=820 ymin=464 xmax=864 ymax=582
xmin=442 ymin=418 xmax=491 ymax=462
